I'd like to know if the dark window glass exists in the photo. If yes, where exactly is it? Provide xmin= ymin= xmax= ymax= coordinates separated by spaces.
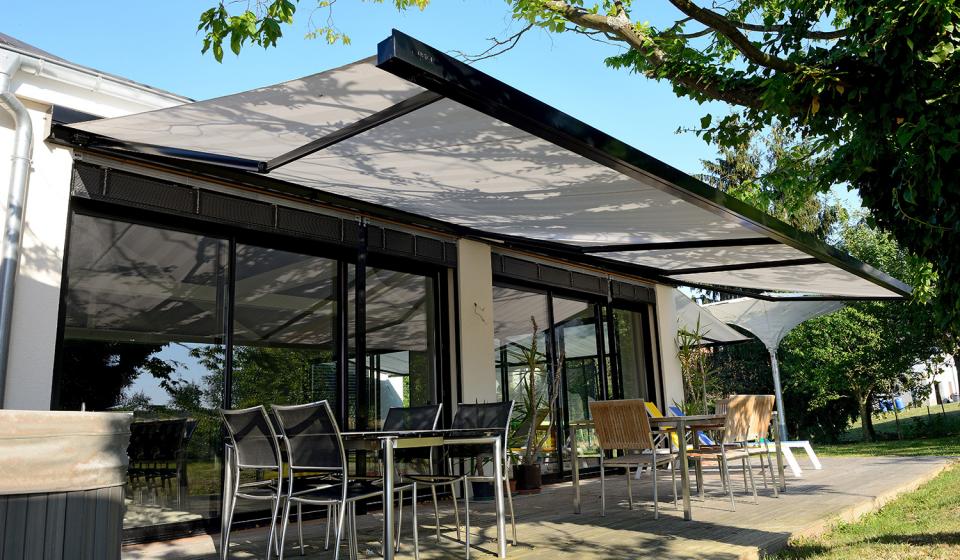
xmin=231 ymin=244 xmax=339 ymax=409
xmin=614 ymin=308 xmax=651 ymax=401
xmin=361 ymin=267 xmax=436 ymax=430
xmin=56 ymin=214 xmax=227 ymax=529
xmin=491 ymin=286 xmax=557 ymax=473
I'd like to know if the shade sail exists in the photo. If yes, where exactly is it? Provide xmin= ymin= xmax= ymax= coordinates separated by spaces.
xmin=674 ymin=291 xmax=750 ymax=345
xmin=55 ymin=31 xmax=911 ymax=300
xmin=703 ymin=297 xmax=844 ymax=351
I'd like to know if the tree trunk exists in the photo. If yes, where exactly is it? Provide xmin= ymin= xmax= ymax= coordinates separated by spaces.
xmin=859 ymin=397 xmax=876 ymax=443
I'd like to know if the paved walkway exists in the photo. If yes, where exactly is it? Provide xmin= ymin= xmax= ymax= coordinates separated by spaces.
xmin=124 ymin=456 xmax=953 ymax=560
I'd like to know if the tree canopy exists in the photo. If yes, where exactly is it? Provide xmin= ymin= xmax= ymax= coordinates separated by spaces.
xmin=197 ymin=0 xmax=960 ymax=330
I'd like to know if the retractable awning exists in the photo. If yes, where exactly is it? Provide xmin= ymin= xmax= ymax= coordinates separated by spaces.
xmin=52 ymin=30 xmax=911 ymax=300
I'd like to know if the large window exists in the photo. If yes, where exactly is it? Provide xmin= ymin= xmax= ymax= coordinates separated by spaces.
xmin=492 ymin=282 xmax=659 ymax=478
xmin=55 ymin=212 xmax=446 ymax=536
xmin=57 ymin=214 xmax=227 ymax=529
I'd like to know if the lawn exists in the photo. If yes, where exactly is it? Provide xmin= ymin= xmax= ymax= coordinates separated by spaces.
xmin=771 ymin=463 xmax=960 ymax=559
xmin=808 ymin=401 xmax=960 ymax=458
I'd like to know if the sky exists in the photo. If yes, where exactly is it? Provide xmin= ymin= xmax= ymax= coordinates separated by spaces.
xmin=6 ymin=0 xmax=736 ymax=177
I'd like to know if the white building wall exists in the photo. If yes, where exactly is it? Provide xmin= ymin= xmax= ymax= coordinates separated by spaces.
xmin=654 ymin=284 xmax=685 ymax=409
xmin=454 ymin=239 xmax=497 ymax=407
xmin=0 ymin=57 xmax=185 ymax=409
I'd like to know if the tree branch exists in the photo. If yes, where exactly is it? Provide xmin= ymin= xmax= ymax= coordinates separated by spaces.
xmin=666 ymin=0 xmax=800 ymax=73
xmin=451 ymin=22 xmax=535 ymax=63
xmin=541 ymin=0 xmax=765 ymax=110
xmin=734 ymin=20 xmax=849 ymax=40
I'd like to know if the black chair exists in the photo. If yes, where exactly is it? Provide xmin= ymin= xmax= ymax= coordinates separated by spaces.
xmin=382 ymin=404 xmax=455 ymax=545
xmin=272 ymin=400 xmax=417 ymax=560
xmin=450 ymin=401 xmax=517 ymax=558
xmin=219 ymin=406 xmax=284 ymax=560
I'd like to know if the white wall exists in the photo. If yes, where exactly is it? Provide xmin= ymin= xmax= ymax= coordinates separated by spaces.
xmin=654 ymin=284 xmax=685 ymax=409
xmin=0 ymin=56 xmax=184 ymax=409
xmin=0 ymin=100 xmax=72 ymax=408
xmin=454 ymin=239 xmax=497 ymax=407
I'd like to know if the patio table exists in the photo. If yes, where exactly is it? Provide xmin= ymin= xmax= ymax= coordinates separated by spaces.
xmin=342 ymin=428 xmax=507 ymax=560
xmin=570 ymin=412 xmax=784 ymax=520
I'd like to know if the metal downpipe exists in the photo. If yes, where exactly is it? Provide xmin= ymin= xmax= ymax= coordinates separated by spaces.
xmin=0 ymin=52 xmax=33 ymax=408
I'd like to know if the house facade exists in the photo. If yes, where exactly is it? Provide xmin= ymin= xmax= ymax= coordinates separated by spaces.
xmin=0 ymin=31 xmax=909 ymax=541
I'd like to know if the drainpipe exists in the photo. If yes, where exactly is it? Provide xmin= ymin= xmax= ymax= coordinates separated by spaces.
xmin=0 ymin=52 xmax=34 ymax=408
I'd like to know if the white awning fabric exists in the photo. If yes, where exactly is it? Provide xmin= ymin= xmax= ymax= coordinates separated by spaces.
xmin=674 ymin=291 xmax=751 ymax=344
xmin=62 ymin=38 xmax=910 ymax=300
xmin=703 ymin=297 xmax=844 ymax=351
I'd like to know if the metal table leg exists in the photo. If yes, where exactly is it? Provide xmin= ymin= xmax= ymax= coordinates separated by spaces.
xmin=571 ymin=425 xmax=581 ymax=514
xmin=382 ymin=436 xmax=396 ymax=560
xmin=492 ymin=435 xmax=506 ymax=559
xmin=677 ymin=418 xmax=692 ymax=520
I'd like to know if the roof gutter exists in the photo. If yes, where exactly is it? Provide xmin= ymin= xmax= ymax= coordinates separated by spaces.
xmin=0 ymin=51 xmax=34 ymax=408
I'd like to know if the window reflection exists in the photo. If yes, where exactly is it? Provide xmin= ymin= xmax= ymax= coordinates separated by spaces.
xmin=56 ymin=215 xmax=226 ymax=529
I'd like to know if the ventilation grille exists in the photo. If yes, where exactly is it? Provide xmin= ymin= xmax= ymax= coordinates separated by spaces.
xmin=70 ymin=162 xmax=457 ymax=266
xmin=611 ymin=280 xmax=656 ymax=304
xmin=492 ymin=253 xmax=611 ymax=297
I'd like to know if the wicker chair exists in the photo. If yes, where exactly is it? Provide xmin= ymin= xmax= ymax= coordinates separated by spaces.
xmin=687 ymin=395 xmax=760 ymax=511
xmin=589 ymin=399 xmax=678 ymax=519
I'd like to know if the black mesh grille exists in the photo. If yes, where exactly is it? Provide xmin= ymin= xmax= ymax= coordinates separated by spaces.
xmin=611 ymin=280 xmax=655 ymax=303
xmin=572 ymin=271 xmax=605 ymax=294
xmin=272 ymin=401 xmax=343 ymax=470
xmin=384 ymin=229 xmax=415 ymax=255
xmin=415 ymin=236 xmax=444 ymax=261
xmin=277 ymin=206 xmax=342 ymax=241
xmin=199 ymin=191 xmax=274 ymax=228
xmin=444 ymin=242 xmax=458 ymax=265
xmin=71 ymin=163 xmax=103 ymax=197
xmin=106 ymin=170 xmax=196 ymax=213
xmin=502 ymin=256 xmax=538 ymax=280
xmin=366 ymin=226 xmax=384 ymax=249
xmin=539 ymin=264 xmax=570 ymax=287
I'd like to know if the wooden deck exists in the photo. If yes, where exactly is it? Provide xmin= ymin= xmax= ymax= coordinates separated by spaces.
xmin=124 ymin=456 xmax=954 ymax=560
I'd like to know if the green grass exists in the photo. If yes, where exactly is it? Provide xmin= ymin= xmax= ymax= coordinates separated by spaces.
xmin=842 ymin=401 xmax=960 ymax=442
xmin=815 ymin=436 xmax=960 ymax=458
xmin=771 ymin=463 xmax=960 ymax=559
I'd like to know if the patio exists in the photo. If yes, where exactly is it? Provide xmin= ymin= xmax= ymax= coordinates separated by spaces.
xmin=123 ymin=455 xmax=952 ymax=560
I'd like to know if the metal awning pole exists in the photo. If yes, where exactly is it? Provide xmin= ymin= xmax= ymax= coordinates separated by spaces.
xmin=769 ymin=347 xmax=788 ymax=441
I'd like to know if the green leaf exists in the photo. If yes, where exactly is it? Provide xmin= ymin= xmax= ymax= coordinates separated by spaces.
xmin=700 ymin=114 xmax=713 ymax=129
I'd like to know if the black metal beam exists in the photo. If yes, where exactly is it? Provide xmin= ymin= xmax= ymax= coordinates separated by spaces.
xmin=664 ymin=258 xmax=821 ymax=276
xmin=375 ymin=29 xmax=912 ymax=299
xmin=263 ymin=91 xmax=444 ymax=172
xmin=581 ymin=237 xmax=779 ymax=253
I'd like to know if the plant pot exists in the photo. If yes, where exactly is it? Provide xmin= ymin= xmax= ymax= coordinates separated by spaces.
xmin=513 ymin=464 xmax=542 ymax=494
xmin=470 ymin=480 xmax=495 ymax=501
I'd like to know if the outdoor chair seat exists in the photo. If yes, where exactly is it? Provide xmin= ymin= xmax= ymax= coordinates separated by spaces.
xmin=286 ymin=480 xmax=396 ymax=504
xmin=605 ymin=453 xmax=676 ymax=467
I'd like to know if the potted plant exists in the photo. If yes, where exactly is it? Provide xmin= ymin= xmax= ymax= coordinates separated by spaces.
xmin=511 ymin=316 xmax=563 ymax=494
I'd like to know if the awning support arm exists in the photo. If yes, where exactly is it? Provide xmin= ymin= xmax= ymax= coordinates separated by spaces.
xmin=262 ymin=90 xmax=444 ymax=172
xmin=665 ymin=257 xmax=820 ymax=276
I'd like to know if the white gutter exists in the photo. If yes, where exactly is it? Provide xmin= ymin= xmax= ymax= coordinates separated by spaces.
xmin=0 ymin=43 xmax=189 ymax=108
xmin=0 ymin=51 xmax=34 ymax=408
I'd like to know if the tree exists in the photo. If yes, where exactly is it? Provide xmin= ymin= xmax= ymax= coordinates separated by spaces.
xmin=196 ymin=0 xmax=960 ymax=331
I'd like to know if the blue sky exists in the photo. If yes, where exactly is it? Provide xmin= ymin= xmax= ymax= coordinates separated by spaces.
xmin=7 ymin=0 xmax=734 ymax=177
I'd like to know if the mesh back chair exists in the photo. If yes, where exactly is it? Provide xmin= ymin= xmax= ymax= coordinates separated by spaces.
xmin=220 ymin=406 xmax=285 ymax=560
xmin=449 ymin=401 xmax=517 ymax=558
xmin=687 ymin=395 xmax=760 ymax=511
xmin=590 ymin=400 xmax=678 ymax=519
xmin=272 ymin=400 xmax=417 ymax=560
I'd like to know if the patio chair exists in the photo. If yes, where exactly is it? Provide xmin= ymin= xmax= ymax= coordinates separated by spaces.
xmin=219 ymin=406 xmax=285 ymax=560
xmin=447 ymin=401 xmax=517 ymax=559
xmin=590 ymin=399 xmax=678 ymax=519
xmin=734 ymin=395 xmax=780 ymax=496
xmin=272 ymin=400 xmax=417 ymax=560
xmin=686 ymin=395 xmax=759 ymax=511
xmin=382 ymin=404 xmax=458 ymax=547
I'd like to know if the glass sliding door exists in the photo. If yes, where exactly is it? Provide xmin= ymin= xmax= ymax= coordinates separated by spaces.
xmin=552 ymin=297 xmax=603 ymax=472
xmin=56 ymin=214 xmax=227 ymax=530
xmin=612 ymin=307 xmax=655 ymax=402
xmin=231 ymin=244 xmax=340 ymax=409
xmin=491 ymin=286 xmax=557 ymax=473
xmin=361 ymin=267 xmax=437 ymax=430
